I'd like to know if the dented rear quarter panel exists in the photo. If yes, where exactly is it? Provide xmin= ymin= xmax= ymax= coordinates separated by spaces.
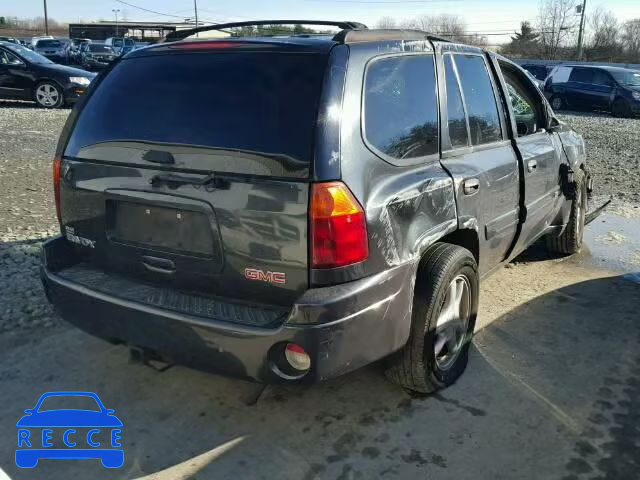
xmin=311 ymin=41 xmax=457 ymax=289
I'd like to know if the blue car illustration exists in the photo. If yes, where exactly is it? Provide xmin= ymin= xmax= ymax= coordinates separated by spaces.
xmin=16 ymin=391 xmax=123 ymax=468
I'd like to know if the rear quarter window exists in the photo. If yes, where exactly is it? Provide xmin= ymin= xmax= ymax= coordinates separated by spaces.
xmin=363 ymin=54 xmax=438 ymax=163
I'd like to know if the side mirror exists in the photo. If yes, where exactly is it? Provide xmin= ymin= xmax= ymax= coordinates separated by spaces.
xmin=516 ymin=122 xmax=529 ymax=136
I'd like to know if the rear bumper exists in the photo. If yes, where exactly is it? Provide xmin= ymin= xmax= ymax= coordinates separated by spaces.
xmin=41 ymin=236 xmax=415 ymax=383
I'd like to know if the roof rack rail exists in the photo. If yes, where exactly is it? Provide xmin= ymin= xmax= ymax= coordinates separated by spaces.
xmin=162 ymin=20 xmax=368 ymax=42
xmin=333 ymin=29 xmax=450 ymax=44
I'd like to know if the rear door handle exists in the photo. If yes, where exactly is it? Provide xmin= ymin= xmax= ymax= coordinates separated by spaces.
xmin=142 ymin=256 xmax=175 ymax=274
xmin=527 ymin=160 xmax=538 ymax=172
xmin=463 ymin=178 xmax=480 ymax=195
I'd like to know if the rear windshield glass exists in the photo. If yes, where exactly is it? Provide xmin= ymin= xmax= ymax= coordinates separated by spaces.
xmin=65 ymin=51 xmax=327 ymax=177
xmin=37 ymin=40 xmax=62 ymax=48
xmin=88 ymin=45 xmax=113 ymax=53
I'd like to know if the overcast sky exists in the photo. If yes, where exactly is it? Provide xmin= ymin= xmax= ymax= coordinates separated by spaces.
xmin=6 ymin=0 xmax=640 ymax=44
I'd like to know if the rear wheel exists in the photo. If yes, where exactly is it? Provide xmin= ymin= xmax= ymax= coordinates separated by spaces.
xmin=547 ymin=170 xmax=587 ymax=255
xmin=550 ymin=95 xmax=564 ymax=111
xmin=612 ymin=98 xmax=632 ymax=118
xmin=34 ymin=81 xmax=63 ymax=109
xmin=385 ymin=243 xmax=479 ymax=393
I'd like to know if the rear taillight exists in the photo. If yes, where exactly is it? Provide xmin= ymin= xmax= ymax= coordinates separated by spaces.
xmin=310 ymin=182 xmax=368 ymax=269
xmin=53 ymin=156 xmax=61 ymax=223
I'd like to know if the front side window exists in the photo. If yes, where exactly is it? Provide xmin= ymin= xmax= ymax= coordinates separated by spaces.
xmin=592 ymin=69 xmax=613 ymax=86
xmin=364 ymin=55 xmax=438 ymax=161
xmin=0 ymin=49 xmax=23 ymax=66
xmin=452 ymin=54 xmax=502 ymax=146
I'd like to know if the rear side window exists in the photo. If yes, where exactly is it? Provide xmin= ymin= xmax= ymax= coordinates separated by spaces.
xmin=443 ymin=55 xmax=469 ymax=149
xmin=364 ymin=55 xmax=438 ymax=161
xmin=569 ymin=68 xmax=594 ymax=83
xmin=453 ymin=54 xmax=502 ymax=146
xmin=65 ymin=52 xmax=327 ymax=178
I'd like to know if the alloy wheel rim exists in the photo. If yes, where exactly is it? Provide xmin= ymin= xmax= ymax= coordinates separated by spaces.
xmin=36 ymin=84 xmax=59 ymax=107
xmin=433 ymin=274 xmax=471 ymax=370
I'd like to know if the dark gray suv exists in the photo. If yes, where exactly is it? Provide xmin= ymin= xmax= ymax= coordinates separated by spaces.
xmin=41 ymin=20 xmax=593 ymax=393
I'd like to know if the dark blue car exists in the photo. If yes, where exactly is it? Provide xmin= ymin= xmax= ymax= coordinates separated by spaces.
xmin=544 ymin=64 xmax=640 ymax=117
xmin=16 ymin=391 xmax=123 ymax=468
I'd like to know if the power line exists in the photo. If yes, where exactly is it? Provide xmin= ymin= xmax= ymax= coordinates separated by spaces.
xmin=114 ymin=0 xmax=189 ymax=19
xmin=306 ymin=0 xmax=461 ymax=3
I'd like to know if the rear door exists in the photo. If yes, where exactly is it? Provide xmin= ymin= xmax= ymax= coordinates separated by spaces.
xmin=589 ymin=69 xmax=615 ymax=109
xmin=59 ymin=44 xmax=330 ymax=307
xmin=567 ymin=67 xmax=594 ymax=108
xmin=438 ymin=50 xmax=520 ymax=274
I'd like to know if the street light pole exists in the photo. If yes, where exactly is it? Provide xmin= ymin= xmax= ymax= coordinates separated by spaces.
xmin=577 ymin=0 xmax=587 ymax=60
xmin=193 ymin=0 xmax=199 ymax=37
xmin=112 ymin=9 xmax=120 ymax=37
xmin=43 ymin=0 xmax=49 ymax=35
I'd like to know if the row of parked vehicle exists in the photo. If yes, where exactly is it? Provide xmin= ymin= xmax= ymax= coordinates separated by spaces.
xmin=0 ymin=40 xmax=96 ymax=108
xmin=0 ymin=35 xmax=150 ymax=108
xmin=0 ymin=35 xmax=144 ymax=71
xmin=522 ymin=62 xmax=640 ymax=117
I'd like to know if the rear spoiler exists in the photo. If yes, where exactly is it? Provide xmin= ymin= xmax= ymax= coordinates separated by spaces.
xmin=161 ymin=20 xmax=368 ymax=43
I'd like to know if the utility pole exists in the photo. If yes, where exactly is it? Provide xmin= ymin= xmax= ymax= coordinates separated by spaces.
xmin=576 ymin=0 xmax=587 ymax=60
xmin=43 ymin=0 xmax=49 ymax=35
xmin=193 ymin=0 xmax=199 ymax=37
xmin=113 ymin=9 xmax=120 ymax=37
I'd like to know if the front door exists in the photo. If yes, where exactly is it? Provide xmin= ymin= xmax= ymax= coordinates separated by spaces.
xmin=496 ymin=59 xmax=564 ymax=251
xmin=438 ymin=49 xmax=520 ymax=275
xmin=0 ymin=48 xmax=30 ymax=99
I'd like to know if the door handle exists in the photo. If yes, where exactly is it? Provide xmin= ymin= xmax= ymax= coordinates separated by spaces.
xmin=527 ymin=160 xmax=538 ymax=172
xmin=142 ymin=256 xmax=175 ymax=274
xmin=463 ymin=178 xmax=480 ymax=195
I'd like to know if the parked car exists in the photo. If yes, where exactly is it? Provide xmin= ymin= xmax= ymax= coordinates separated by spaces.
xmin=79 ymin=43 xmax=117 ymax=70
xmin=0 ymin=41 xmax=95 ymax=108
xmin=30 ymin=35 xmax=54 ymax=48
xmin=41 ymin=20 xmax=596 ymax=393
xmin=545 ymin=64 xmax=640 ymax=117
xmin=521 ymin=63 xmax=551 ymax=82
xmin=525 ymin=69 xmax=544 ymax=90
xmin=104 ymin=37 xmax=136 ymax=56
xmin=33 ymin=38 xmax=67 ymax=63
xmin=0 ymin=36 xmax=20 ymax=45
xmin=67 ymin=38 xmax=91 ymax=64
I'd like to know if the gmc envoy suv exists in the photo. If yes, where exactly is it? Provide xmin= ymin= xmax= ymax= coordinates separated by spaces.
xmin=41 ymin=20 xmax=597 ymax=393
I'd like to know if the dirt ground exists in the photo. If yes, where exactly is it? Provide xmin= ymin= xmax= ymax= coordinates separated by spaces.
xmin=0 ymin=105 xmax=639 ymax=479
xmin=1 ymin=236 xmax=639 ymax=480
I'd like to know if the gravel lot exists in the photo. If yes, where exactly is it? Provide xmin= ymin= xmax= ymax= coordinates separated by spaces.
xmin=0 ymin=104 xmax=639 ymax=480
xmin=0 ymin=104 xmax=638 ymax=333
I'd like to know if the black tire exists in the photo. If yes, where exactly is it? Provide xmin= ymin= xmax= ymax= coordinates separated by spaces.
xmin=547 ymin=170 xmax=587 ymax=255
xmin=550 ymin=95 xmax=564 ymax=111
xmin=33 ymin=81 xmax=64 ymax=109
xmin=385 ymin=243 xmax=479 ymax=393
xmin=612 ymin=98 xmax=632 ymax=118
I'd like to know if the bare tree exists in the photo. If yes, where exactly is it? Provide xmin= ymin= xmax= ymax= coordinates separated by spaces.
xmin=376 ymin=16 xmax=397 ymax=29
xmin=621 ymin=19 xmax=640 ymax=62
xmin=536 ymin=0 xmax=578 ymax=59
xmin=402 ymin=14 xmax=467 ymax=42
xmin=587 ymin=8 xmax=619 ymax=49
